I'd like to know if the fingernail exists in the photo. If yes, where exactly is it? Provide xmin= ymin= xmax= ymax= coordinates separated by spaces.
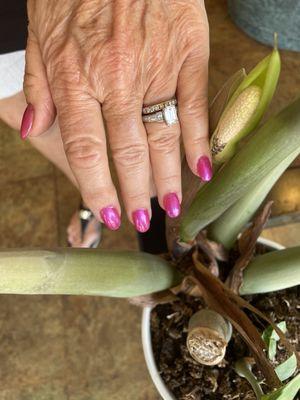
xmin=132 ymin=209 xmax=150 ymax=233
xmin=163 ymin=193 xmax=181 ymax=218
xmin=100 ymin=206 xmax=121 ymax=231
xmin=197 ymin=156 xmax=213 ymax=182
xmin=20 ymin=104 xmax=34 ymax=140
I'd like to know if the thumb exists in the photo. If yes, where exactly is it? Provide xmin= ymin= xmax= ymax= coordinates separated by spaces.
xmin=21 ymin=28 xmax=56 ymax=139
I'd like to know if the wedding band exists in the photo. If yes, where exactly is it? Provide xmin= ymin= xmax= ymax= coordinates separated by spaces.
xmin=142 ymin=99 xmax=177 ymax=115
xmin=142 ymin=98 xmax=178 ymax=127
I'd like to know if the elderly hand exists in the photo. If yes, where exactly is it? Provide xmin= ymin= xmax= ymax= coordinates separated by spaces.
xmin=22 ymin=0 xmax=211 ymax=232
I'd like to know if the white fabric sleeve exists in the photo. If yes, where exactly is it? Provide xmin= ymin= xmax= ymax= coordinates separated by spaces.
xmin=0 ymin=50 xmax=25 ymax=99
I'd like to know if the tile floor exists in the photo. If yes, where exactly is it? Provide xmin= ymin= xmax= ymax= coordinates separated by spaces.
xmin=0 ymin=0 xmax=299 ymax=398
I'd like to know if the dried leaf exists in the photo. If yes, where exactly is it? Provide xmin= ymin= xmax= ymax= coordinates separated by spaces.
xmin=196 ymin=232 xmax=222 ymax=277
xmin=191 ymin=251 xmax=281 ymax=389
xmin=206 ymin=239 xmax=229 ymax=262
xmin=129 ymin=289 xmax=178 ymax=307
xmin=227 ymin=201 xmax=273 ymax=292
xmin=171 ymin=275 xmax=203 ymax=298
xmin=238 ymin=201 xmax=273 ymax=254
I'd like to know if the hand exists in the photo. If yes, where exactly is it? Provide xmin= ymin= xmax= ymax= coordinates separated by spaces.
xmin=22 ymin=0 xmax=211 ymax=232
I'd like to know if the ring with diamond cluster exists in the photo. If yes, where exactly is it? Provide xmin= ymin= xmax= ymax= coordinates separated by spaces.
xmin=142 ymin=98 xmax=179 ymax=127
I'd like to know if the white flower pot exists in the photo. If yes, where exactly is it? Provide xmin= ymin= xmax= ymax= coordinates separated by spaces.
xmin=141 ymin=238 xmax=284 ymax=400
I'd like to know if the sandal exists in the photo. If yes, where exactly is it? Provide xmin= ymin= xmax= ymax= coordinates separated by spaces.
xmin=68 ymin=203 xmax=102 ymax=248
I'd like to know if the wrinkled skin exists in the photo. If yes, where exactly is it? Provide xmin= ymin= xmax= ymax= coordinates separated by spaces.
xmin=25 ymin=0 xmax=210 ymax=228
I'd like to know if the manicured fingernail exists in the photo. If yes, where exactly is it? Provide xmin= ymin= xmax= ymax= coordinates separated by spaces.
xmin=163 ymin=193 xmax=181 ymax=218
xmin=132 ymin=209 xmax=150 ymax=233
xmin=100 ymin=206 xmax=121 ymax=231
xmin=20 ymin=104 xmax=34 ymax=140
xmin=197 ymin=156 xmax=213 ymax=182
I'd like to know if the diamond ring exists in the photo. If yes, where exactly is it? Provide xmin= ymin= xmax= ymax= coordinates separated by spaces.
xmin=142 ymin=98 xmax=178 ymax=127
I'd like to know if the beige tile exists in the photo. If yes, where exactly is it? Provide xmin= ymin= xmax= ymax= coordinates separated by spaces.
xmin=268 ymin=169 xmax=300 ymax=215
xmin=0 ymin=295 xmax=66 ymax=390
xmin=0 ymin=176 xmax=58 ymax=247
xmin=262 ymin=223 xmax=300 ymax=247
xmin=0 ymin=384 xmax=67 ymax=400
xmin=63 ymin=297 xmax=157 ymax=399
xmin=54 ymin=169 xmax=81 ymax=247
xmin=0 ymin=121 xmax=54 ymax=186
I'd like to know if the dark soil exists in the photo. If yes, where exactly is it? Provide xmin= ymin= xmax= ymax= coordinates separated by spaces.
xmin=151 ymin=286 xmax=299 ymax=400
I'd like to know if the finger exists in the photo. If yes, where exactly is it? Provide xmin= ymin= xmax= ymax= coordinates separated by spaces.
xmin=53 ymin=91 xmax=121 ymax=231
xmin=22 ymin=28 xmax=56 ymax=139
xmin=177 ymin=44 xmax=212 ymax=182
xmin=145 ymin=106 xmax=182 ymax=219
xmin=104 ymin=106 xmax=151 ymax=233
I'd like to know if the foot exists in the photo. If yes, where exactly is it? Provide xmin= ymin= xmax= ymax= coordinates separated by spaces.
xmin=67 ymin=208 xmax=102 ymax=248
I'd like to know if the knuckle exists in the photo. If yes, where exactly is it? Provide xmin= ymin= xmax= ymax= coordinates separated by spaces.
xmin=148 ymin=129 xmax=180 ymax=154
xmin=45 ymin=46 xmax=85 ymax=90
xmin=104 ymin=37 xmax=136 ymax=72
xmin=112 ymin=143 xmax=148 ymax=172
xmin=126 ymin=191 xmax=148 ymax=203
xmin=103 ymin=96 xmax=141 ymax=121
xmin=64 ymin=137 xmax=104 ymax=169
xmin=157 ymin=173 xmax=181 ymax=185
xmin=180 ymin=96 xmax=208 ymax=119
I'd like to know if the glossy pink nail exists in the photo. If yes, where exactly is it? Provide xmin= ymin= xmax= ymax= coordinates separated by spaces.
xmin=20 ymin=104 xmax=34 ymax=140
xmin=163 ymin=193 xmax=181 ymax=218
xmin=197 ymin=156 xmax=213 ymax=182
xmin=132 ymin=209 xmax=150 ymax=233
xmin=100 ymin=206 xmax=121 ymax=231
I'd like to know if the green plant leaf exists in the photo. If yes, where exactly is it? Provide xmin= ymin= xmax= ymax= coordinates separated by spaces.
xmin=268 ymin=339 xmax=277 ymax=362
xmin=180 ymin=98 xmax=300 ymax=242
xmin=261 ymin=373 xmax=300 ymax=400
xmin=262 ymin=322 xmax=287 ymax=360
xmin=271 ymin=322 xmax=287 ymax=341
xmin=0 ymin=249 xmax=182 ymax=297
xmin=240 ymin=247 xmax=300 ymax=295
xmin=275 ymin=354 xmax=297 ymax=382
xmin=207 ymin=148 xmax=299 ymax=249
xmin=262 ymin=322 xmax=287 ymax=342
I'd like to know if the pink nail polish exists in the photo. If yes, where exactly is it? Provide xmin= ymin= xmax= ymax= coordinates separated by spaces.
xmin=163 ymin=193 xmax=181 ymax=218
xmin=132 ymin=209 xmax=150 ymax=233
xmin=197 ymin=156 xmax=213 ymax=182
xmin=100 ymin=206 xmax=121 ymax=231
xmin=20 ymin=104 xmax=34 ymax=140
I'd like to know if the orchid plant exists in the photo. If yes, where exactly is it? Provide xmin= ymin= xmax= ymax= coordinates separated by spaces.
xmin=1 ymin=41 xmax=300 ymax=398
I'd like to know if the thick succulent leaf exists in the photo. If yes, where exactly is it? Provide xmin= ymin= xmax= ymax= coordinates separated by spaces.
xmin=240 ymin=247 xmax=300 ymax=295
xmin=207 ymin=148 xmax=299 ymax=249
xmin=0 ymin=249 xmax=182 ymax=297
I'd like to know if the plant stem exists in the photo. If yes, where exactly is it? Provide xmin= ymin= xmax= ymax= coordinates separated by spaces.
xmin=187 ymin=309 xmax=232 ymax=365
xmin=235 ymin=358 xmax=264 ymax=399
xmin=0 ymin=249 xmax=182 ymax=297
xmin=240 ymin=247 xmax=300 ymax=295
